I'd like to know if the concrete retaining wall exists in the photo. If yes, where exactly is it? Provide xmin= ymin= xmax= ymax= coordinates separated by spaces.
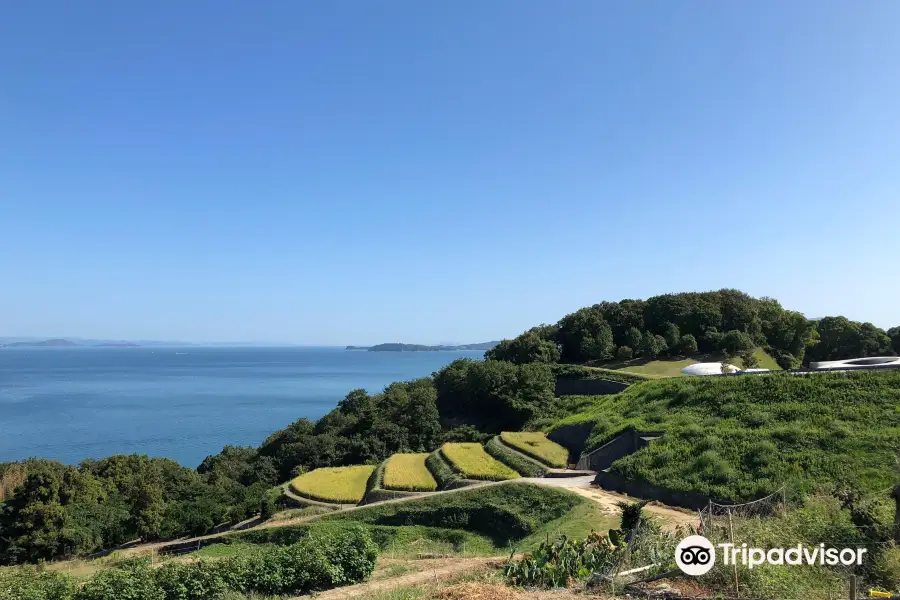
xmin=555 ymin=377 xmax=630 ymax=397
xmin=548 ymin=422 xmax=595 ymax=463
xmin=576 ymin=427 xmax=663 ymax=471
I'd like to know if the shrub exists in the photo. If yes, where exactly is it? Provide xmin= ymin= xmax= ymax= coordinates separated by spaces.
xmin=324 ymin=483 xmax=582 ymax=546
xmin=425 ymin=451 xmax=463 ymax=489
xmin=0 ymin=567 xmax=76 ymax=600
xmin=499 ymin=432 xmax=568 ymax=468
xmin=154 ymin=561 xmax=228 ymax=600
xmin=484 ymin=437 xmax=547 ymax=478
xmin=616 ymin=345 xmax=633 ymax=360
xmin=74 ymin=562 xmax=163 ymax=600
xmin=440 ymin=443 xmax=519 ymax=481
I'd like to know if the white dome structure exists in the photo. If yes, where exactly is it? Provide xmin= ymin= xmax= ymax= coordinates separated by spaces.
xmin=681 ymin=362 xmax=741 ymax=376
xmin=811 ymin=357 xmax=900 ymax=370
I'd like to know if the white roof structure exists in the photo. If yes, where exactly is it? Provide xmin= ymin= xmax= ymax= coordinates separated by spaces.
xmin=681 ymin=362 xmax=741 ymax=376
xmin=811 ymin=357 xmax=900 ymax=370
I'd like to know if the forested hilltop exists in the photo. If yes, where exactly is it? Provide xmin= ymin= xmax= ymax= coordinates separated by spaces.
xmin=486 ymin=289 xmax=899 ymax=369
xmin=1 ymin=288 xmax=897 ymax=565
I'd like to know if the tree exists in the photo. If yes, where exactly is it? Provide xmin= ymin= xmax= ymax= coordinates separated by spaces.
xmin=616 ymin=346 xmax=633 ymax=360
xmin=889 ymin=327 xmax=900 ymax=355
xmin=641 ymin=331 xmax=663 ymax=359
xmin=663 ymin=323 xmax=680 ymax=353
xmin=556 ymin=307 xmax=615 ymax=363
xmin=720 ymin=353 xmax=734 ymax=375
xmin=806 ymin=316 xmax=894 ymax=363
xmin=625 ymin=327 xmax=643 ymax=354
xmin=739 ymin=349 xmax=760 ymax=369
xmin=485 ymin=331 xmax=560 ymax=364
xmin=894 ymin=484 xmax=900 ymax=544
xmin=720 ymin=330 xmax=754 ymax=355
xmin=678 ymin=334 xmax=698 ymax=356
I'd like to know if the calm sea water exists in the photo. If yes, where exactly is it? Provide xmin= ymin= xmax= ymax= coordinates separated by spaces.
xmin=0 ymin=347 xmax=483 ymax=468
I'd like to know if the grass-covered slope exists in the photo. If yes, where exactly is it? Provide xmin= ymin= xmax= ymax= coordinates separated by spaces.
xmin=323 ymin=482 xmax=584 ymax=546
xmin=550 ymin=370 xmax=900 ymax=501
xmin=290 ymin=465 xmax=375 ymax=504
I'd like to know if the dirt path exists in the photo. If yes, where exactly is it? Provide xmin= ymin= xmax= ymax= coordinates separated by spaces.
xmin=304 ymin=557 xmax=502 ymax=599
xmin=564 ymin=485 xmax=698 ymax=531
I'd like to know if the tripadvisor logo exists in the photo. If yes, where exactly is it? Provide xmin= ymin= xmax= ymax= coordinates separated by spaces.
xmin=675 ymin=535 xmax=868 ymax=576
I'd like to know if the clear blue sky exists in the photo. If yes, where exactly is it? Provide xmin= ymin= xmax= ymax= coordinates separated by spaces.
xmin=2 ymin=1 xmax=898 ymax=344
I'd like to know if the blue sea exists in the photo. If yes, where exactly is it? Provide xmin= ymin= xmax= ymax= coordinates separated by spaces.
xmin=0 ymin=347 xmax=483 ymax=469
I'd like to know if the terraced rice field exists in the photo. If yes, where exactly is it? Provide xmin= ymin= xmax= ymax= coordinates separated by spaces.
xmin=382 ymin=453 xmax=438 ymax=492
xmin=440 ymin=443 xmax=519 ymax=481
xmin=500 ymin=432 xmax=569 ymax=468
xmin=290 ymin=465 xmax=375 ymax=504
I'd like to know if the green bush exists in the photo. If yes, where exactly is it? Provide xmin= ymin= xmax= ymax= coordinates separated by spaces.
xmin=425 ymin=451 xmax=464 ymax=489
xmin=484 ymin=436 xmax=547 ymax=478
xmin=74 ymin=562 xmax=163 ymax=600
xmin=4 ymin=526 xmax=377 ymax=600
xmin=154 ymin=562 xmax=228 ymax=600
xmin=0 ymin=567 xmax=76 ymax=600
xmin=323 ymin=483 xmax=581 ymax=546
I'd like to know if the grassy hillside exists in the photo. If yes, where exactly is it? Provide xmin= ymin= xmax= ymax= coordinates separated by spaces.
xmin=226 ymin=483 xmax=587 ymax=555
xmin=594 ymin=348 xmax=781 ymax=378
xmin=549 ymin=369 xmax=900 ymax=501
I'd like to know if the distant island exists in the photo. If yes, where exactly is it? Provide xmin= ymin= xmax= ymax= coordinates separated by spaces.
xmin=346 ymin=341 xmax=500 ymax=352
xmin=3 ymin=338 xmax=81 ymax=348
xmin=1 ymin=338 xmax=141 ymax=348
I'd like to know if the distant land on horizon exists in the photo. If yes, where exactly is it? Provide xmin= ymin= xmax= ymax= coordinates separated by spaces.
xmin=346 ymin=341 xmax=500 ymax=352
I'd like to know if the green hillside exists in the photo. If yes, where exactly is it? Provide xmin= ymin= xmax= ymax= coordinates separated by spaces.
xmin=549 ymin=369 xmax=900 ymax=501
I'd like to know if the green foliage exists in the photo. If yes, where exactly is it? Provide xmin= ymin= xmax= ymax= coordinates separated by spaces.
xmin=323 ymin=483 xmax=582 ymax=546
xmin=552 ymin=370 xmax=900 ymax=501
xmin=74 ymin=561 xmax=163 ymax=600
xmin=615 ymin=345 xmax=633 ymax=360
xmin=557 ymin=307 xmax=615 ymax=363
xmin=889 ymin=326 xmax=900 ymax=356
xmin=485 ymin=329 xmax=560 ymax=364
xmin=424 ymin=451 xmax=462 ymax=489
xmin=678 ymin=333 xmax=699 ymax=355
xmin=721 ymin=329 xmax=755 ymax=354
xmin=0 ymin=455 xmax=256 ymax=565
xmin=433 ymin=359 xmax=555 ymax=432
xmin=807 ymin=316 xmax=896 ymax=363
xmin=504 ymin=532 xmax=618 ymax=587
xmin=0 ymin=567 xmax=76 ymax=600
xmin=256 ymin=377 xmax=443 ymax=482
xmin=154 ymin=562 xmax=229 ymax=600
xmin=641 ymin=330 xmax=664 ymax=359
xmin=739 ymin=348 xmax=761 ymax=369
xmin=484 ymin=436 xmax=548 ymax=478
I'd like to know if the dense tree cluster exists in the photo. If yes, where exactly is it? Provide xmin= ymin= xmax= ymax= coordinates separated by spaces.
xmin=492 ymin=289 xmax=897 ymax=369
xmin=256 ymin=378 xmax=443 ymax=482
xmin=433 ymin=359 xmax=556 ymax=431
xmin=0 ymin=455 xmax=274 ymax=564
